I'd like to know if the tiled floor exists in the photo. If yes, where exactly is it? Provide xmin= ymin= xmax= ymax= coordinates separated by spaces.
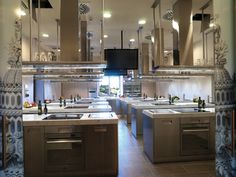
xmin=117 ymin=118 xmax=215 ymax=177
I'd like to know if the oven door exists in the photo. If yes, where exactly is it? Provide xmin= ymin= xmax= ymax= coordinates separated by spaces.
xmin=181 ymin=123 xmax=210 ymax=156
xmin=44 ymin=132 xmax=84 ymax=173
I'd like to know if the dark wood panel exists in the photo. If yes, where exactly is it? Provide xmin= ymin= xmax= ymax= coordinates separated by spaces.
xmin=24 ymin=127 xmax=44 ymax=177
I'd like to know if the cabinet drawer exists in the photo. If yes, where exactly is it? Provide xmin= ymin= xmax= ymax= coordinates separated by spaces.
xmin=45 ymin=126 xmax=83 ymax=133
xmin=181 ymin=117 xmax=210 ymax=124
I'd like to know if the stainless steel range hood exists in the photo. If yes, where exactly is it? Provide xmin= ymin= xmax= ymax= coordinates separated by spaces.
xmin=22 ymin=0 xmax=106 ymax=79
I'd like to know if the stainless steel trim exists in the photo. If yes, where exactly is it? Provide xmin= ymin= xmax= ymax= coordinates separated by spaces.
xmin=183 ymin=129 xmax=209 ymax=133
xmin=46 ymin=139 xmax=82 ymax=144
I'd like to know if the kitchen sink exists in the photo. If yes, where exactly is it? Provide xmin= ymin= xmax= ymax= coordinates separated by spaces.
xmin=43 ymin=114 xmax=84 ymax=120
xmin=64 ymin=105 xmax=89 ymax=109
xmin=173 ymin=108 xmax=210 ymax=113
xmin=76 ymin=101 xmax=92 ymax=104
xmin=88 ymin=113 xmax=114 ymax=118
xmin=152 ymin=102 xmax=170 ymax=105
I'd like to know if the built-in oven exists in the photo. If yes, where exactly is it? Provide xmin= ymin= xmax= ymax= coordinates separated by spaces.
xmin=180 ymin=117 xmax=210 ymax=156
xmin=44 ymin=126 xmax=84 ymax=173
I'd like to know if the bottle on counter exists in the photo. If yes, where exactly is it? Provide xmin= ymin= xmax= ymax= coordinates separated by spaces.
xmin=44 ymin=103 xmax=48 ymax=114
xmin=70 ymin=95 xmax=73 ymax=103
xmin=168 ymin=94 xmax=172 ymax=105
xmin=63 ymin=99 xmax=66 ymax=107
xmin=38 ymin=100 xmax=43 ymax=115
xmin=202 ymin=100 xmax=206 ymax=109
xmin=198 ymin=97 xmax=202 ymax=109
xmin=74 ymin=97 xmax=76 ymax=103
xmin=59 ymin=97 xmax=63 ymax=107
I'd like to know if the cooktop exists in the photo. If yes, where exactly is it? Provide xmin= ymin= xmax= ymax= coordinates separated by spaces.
xmin=43 ymin=114 xmax=84 ymax=120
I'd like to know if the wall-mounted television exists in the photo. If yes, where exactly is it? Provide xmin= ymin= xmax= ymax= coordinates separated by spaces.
xmin=105 ymin=49 xmax=138 ymax=70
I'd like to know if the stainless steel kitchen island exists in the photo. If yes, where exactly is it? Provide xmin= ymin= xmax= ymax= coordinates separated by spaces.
xmin=143 ymin=108 xmax=215 ymax=163
xmin=23 ymin=112 xmax=118 ymax=177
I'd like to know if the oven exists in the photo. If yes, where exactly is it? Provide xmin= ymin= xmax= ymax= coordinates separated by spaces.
xmin=44 ymin=126 xmax=84 ymax=173
xmin=180 ymin=117 xmax=210 ymax=156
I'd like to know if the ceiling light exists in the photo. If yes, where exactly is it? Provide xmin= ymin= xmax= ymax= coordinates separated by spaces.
xmin=42 ymin=33 xmax=49 ymax=38
xmin=16 ymin=9 xmax=26 ymax=17
xmin=129 ymin=39 xmax=135 ymax=42
xmin=104 ymin=34 xmax=108 ymax=38
xmin=138 ymin=19 xmax=146 ymax=25
xmin=209 ymin=23 xmax=215 ymax=28
xmin=57 ymin=49 xmax=61 ymax=52
xmin=151 ymin=36 xmax=155 ymax=43
xmin=172 ymin=20 xmax=179 ymax=32
xmin=103 ymin=11 xmax=112 ymax=18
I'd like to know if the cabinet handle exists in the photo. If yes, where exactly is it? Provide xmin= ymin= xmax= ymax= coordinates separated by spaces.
xmin=94 ymin=128 xmax=107 ymax=132
xmin=46 ymin=139 xmax=82 ymax=144
xmin=183 ymin=128 xmax=209 ymax=133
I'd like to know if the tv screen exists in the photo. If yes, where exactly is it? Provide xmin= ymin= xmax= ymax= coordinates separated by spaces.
xmin=105 ymin=49 xmax=138 ymax=70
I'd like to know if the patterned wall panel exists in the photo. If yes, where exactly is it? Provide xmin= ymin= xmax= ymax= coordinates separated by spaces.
xmin=0 ymin=17 xmax=23 ymax=177
xmin=214 ymin=25 xmax=236 ymax=177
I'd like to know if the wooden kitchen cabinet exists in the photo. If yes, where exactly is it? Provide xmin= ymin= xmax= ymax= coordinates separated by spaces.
xmin=24 ymin=124 xmax=118 ymax=177
xmin=85 ymin=124 xmax=118 ymax=176
xmin=24 ymin=127 xmax=44 ymax=177
xmin=143 ymin=113 xmax=215 ymax=163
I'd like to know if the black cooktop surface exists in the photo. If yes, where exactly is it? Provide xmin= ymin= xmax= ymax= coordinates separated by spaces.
xmin=43 ymin=114 xmax=83 ymax=120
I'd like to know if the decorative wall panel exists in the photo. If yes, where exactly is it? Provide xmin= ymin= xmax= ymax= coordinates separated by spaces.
xmin=0 ymin=6 xmax=23 ymax=176
xmin=214 ymin=25 xmax=236 ymax=177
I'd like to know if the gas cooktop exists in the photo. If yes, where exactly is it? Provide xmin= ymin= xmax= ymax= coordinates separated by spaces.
xmin=43 ymin=114 xmax=84 ymax=120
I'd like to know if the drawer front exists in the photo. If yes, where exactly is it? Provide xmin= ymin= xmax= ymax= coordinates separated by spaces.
xmin=181 ymin=117 xmax=210 ymax=124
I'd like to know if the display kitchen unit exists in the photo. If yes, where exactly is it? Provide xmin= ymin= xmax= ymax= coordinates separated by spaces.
xmin=0 ymin=0 xmax=236 ymax=177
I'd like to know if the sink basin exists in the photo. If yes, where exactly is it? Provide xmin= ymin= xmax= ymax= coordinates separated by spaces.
xmin=152 ymin=102 xmax=170 ymax=106
xmin=64 ymin=105 xmax=89 ymax=109
xmin=88 ymin=113 xmax=114 ymax=118
xmin=149 ymin=109 xmax=174 ymax=114
xmin=173 ymin=108 xmax=210 ymax=113
xmin=43 ymin=114 xmax=84 ymax=120
xmin=76 ymin=101 xmax=92 ymax=104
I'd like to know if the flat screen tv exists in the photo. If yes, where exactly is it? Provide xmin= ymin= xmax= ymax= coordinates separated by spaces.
xmin=105 ymin=49 xmax=138 ymax=70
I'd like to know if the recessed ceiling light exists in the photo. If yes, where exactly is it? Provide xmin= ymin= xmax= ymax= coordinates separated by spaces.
xmin=129 ymin=39 xmax=135 ymax=42
xmin=138 ymin=19 xmax=146 ymax=25
xmin=209 ymin=23 xmax=215 ymax=28
xmin=42 ymin=33 xmax=49 ymax=38
xmin=104 ymin=34 xmax=108 ymax=38
xmin=151 ymin=36 xmax=155 ymax=43
xmin=16 ymin=9 xmax=26 ymax=17
xmin=103 ymin=11 xmax=112 ymax=18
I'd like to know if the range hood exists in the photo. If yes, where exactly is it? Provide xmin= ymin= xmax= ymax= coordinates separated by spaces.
xmin=22 ymin=0 xmax=106 ymax=78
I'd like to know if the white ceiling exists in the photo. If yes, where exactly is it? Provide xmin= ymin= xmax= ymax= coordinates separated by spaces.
xmin=21 ymin=0 xmax=212 ymax=57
